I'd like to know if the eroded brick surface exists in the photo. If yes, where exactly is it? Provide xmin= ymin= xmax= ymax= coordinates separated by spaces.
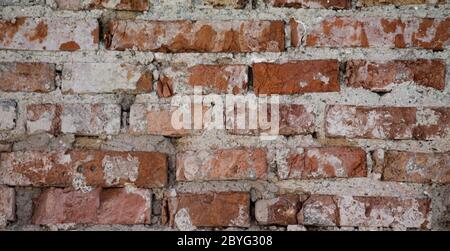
xmin=0 ymin=17 xmax=99 ymax=51
xmin=256 ymin=195 xmax=431 ymax=229
xmin=106 ymin=20 xmax=285 ymax=52
xmin=0 ymin=63 xmax=55 ymax=92
xmin=279 ymin=147 xmax=367 ymax=180
xmin=166 ymin=192 xmax=250 ymax=229
xmin=176 ymin=148 xmax=268 ymax=181
xmin=292 ymin=17 xmax=450 ymax=49
xmin=0 ymin=150 xmax=168 ymax=188
xmin=345 ymin=59 xmax=446 ymax=92
xmin=62 ymin=63 xmax=153 ymax=94
xmin=376 ymin=151 xmax=450 ymax=184
xmin=32 ymin=187 xmax=152 ymax=225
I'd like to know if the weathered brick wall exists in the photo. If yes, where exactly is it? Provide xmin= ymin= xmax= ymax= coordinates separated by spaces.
xmin=0 ymin=0 xmax=449 ymax=231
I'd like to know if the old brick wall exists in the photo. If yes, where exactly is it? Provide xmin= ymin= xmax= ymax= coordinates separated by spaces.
xmin=0 ymin=0 xmax=449 ymax=231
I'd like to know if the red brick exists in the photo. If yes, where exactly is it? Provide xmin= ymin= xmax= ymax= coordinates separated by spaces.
xmin=300 ymin=195 xmax=339 ymax=226
xmin=61 ymin=63 xmax=153 ymax=94
xmin=106 ymin=20 xmax=285 ymax=52
xmin=0 ymin=186 xmax=15 ymax=226
xmin=176 ymin=148 xmax=268 ymax=181
xmin=377 ymin=151 xmax=450 ymax=184
xmin=26 ymin=103 xmax=121 ymax=135
xmin=292 ymin=17 xmax=449 ymax=49
xmin=55 ymin=0 xmax=149 ymax=11
xmin=280 ymin=147 xmax=367 ymax=180
xmin=0 ymin=17 xmax=99 ymax=51
xmin=253 ymin=60 xmax=340 ymax=95
xmin=0 ymin=63 xmax=55 ymax=92
xmin=346 ymin=59 xmax=446 ymax=92
xmin=358 ymin=0 xmax=445 ymax=7
xmin=32 ymin=187 xmax=151 ymax=225
xmin=338 ymin=196 xmax=431 ymax=229
xmin=188 ymin=65 xmax=248 ymax=94
xmin=97 ymin=188 xmax=152 ymax=225
xmin=325 ymin=105 xmax=417 ymax=139
xmin=255 ymin=195 xmax=300 ymax=225
xmin=227 ymin=104 xmax=315 ymax=136
xmin=204 ymin=0 xmax=248 ymax=8
xmin=269 ymin=0 xmax=350 ymax=9
xmin=0 ymin=150 xmax=168 ymax=188
xmin=165 ymin=192 xmax=250 ymax=228
xmin=413 ymin=107 xmax=450 ymax=140
xmin=130 ymin=103 xmax=212 ymax=137
xmin=256 ymin=195 xmax=431 ymax=228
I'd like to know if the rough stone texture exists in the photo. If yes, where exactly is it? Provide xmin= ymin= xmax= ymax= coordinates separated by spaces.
xmin=279 ymin=147 xmax=367 ymax=180
xmin=204 ymin=0 xmax=248 ymax=8
xmin=54 ymin=0 xmax=149 ymax=11
xmin=292 ymin=17 xmax=450 ymax=49
xmin=176 ymin=148 xmax=268 ymax=181
xmin=0 ymin=101 xmax=17 ymax=131
xmin=357 ymin=0 xmax=445 ymax=7
xmin=165 ymin=192 xmax=250 ymax=229
xmin=32 ymin=187 xmax=152 ymax=225
xmin=376 ymin=151 xmax=450 ymax=184
xmin=0 ymin=186 xmax=15 ymax=227
xmin=0 ymin=150 xmax=168 ymax=188
xmin=0 ymin=17 xmax=99 ymax=51
xmin=345 ymin=59 xmax=446 ymax=92
xmin=62 ymin=63 xmax=153 ymax=94
xmin=0 ymin=62 xmax=55 ymax=92
xmin=106 ymin=20 xmax=285 ymax=52
xmin=268 ymin=0 xmax=350 ymax=9
xmin=253 ymin=60 xmax=340 ymax=95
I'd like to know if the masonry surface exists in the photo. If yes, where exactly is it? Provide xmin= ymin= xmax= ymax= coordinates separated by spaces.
xmin=0 ymin=0 xmax=449 ymax=231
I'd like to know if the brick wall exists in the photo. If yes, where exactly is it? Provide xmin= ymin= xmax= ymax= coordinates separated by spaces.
xmin=0 ymin=0 xmax=449 ymax=231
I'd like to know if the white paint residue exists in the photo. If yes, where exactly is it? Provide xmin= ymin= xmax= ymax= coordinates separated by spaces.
xmin=102 ymin=154 xmax=140 ymax=186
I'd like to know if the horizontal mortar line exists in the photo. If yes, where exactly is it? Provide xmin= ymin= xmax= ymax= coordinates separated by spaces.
xmin=1 ymin=6 xmax=450 ymax=19
xmin=0 ymin=50 xmax=449 ymax=64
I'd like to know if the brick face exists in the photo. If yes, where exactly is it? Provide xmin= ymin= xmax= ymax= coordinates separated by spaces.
xmin=0 ymin=18 xmax=99 ymax=51
xmin=376 ymin=151 xmax=450 ymax=184
xmin=253 ymin=60 xmax=340 ymax=95
xmin=256 ymin=195 xmax=431 ymax=229
xmin=292 ymin=17 xmax=450 ymax=49
xmin=325 ymin=105 xmax=417 ymax=140
xmin=26 ymin=103 xmax=121 ymax=135
xmin=165 ymin=192 xmax=250 ymax=228
xmin=62 ymin=63 xmax=153 ymax=94
xmin=32 ymin=187 xmax=152 ymax=225
xmin=106 ymin=20 xmax=285 ymax=52
xmin=176 ymin=148 xmax=268 ymax=181
xmin=279 ymin=147 xmax=367 ymax=180
xmin=345 ymin=59 xmax=446 ymax=92
xmin=0 ymin=150 xmax=168 ymax=188
xmin=0 ymin=63 xmax=55 ymax=92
